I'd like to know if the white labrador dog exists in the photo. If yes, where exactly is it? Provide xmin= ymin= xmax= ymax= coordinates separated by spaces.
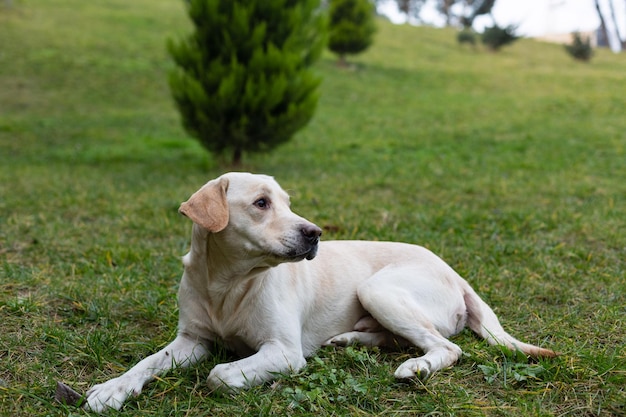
xmin=85 ymin=172 xmax=555 ymax=412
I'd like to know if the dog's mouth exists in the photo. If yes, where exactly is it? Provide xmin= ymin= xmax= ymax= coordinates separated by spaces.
xmin=271 ymin=225 xmax=321 ymax=263
xmin=304 ymin=244 xmax=318 ymax=260
xmin=282 ymin=242 xmax=319 ymax=262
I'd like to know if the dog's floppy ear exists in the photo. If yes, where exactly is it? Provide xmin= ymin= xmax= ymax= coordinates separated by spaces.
xmin=179 ymin=177 xmax=229 ymax=233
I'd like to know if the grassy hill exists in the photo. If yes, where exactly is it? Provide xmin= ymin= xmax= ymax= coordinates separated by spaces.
xmin=1 ymin=1 xmax=625 ymax=415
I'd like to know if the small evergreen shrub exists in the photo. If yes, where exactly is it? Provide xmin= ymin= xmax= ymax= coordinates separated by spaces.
xmin=565 ymin=32 xmax=593 ymax=62
xmin=328 ymin=0 xmax=376 ymax=66
xmin=481 ymin=24 xmax=518 ymax=51
xmin=167 ymin=0 xmax=326 ymax=165
xmin=457 ymin=30 xmax=476 ymax=46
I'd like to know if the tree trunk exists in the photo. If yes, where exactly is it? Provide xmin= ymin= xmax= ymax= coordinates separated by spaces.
xmin=608 ymin=0 xmax=624 ymax=51
xmin=232 ymin=148 xmax=242 ymax=166
xmin=594 ymin=0 xmax=611 ymax=48
xmin=337 ymin=53 xmax=348 ymax=67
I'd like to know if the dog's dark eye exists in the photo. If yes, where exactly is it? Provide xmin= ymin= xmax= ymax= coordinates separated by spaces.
xmin=254 ymin=198 xmax=269 ymax=209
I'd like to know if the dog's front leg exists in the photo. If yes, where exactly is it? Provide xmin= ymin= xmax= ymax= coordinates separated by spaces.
xmin=207 ymin=341 xmax=305 ymax=392
xmin=85 ymin=333 xmax=208 ymax=413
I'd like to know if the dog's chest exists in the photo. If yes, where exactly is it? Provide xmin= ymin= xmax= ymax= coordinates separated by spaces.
xmin=187 ymin=280 xmax=269 ymax=354
xmin=217 ymin=334 xmax=256 ymax=356
xmin=183 ymin=302 xmax=258 ymax=357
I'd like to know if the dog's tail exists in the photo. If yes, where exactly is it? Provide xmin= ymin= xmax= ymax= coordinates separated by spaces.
xmin=462 ymin=283 xmax=557 ymax=358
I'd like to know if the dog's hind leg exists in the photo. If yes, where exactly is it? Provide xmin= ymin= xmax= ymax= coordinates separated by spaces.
xmin=356 ymin=264 xmax=467 ymax=380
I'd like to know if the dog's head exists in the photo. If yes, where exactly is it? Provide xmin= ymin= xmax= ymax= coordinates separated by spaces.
xmin=179 ymin=173 xmax=322 ymax=266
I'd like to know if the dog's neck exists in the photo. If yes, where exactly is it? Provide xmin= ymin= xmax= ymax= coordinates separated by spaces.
xmin=186 ymin=224 xmax=270 ymax=295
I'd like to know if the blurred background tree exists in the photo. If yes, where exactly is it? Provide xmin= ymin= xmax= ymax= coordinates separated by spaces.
xmin=481 ymin=24 xmax=518 ymax=51
xmin=168 ymin=0 xmax=326 ymax=166
xmin=382 ymin=0 xmax=496 ymax=27
xmin=328 ymin=0 xmax=377 ymax=66
xmin=565 ymin=32 xmax=593 ymax=62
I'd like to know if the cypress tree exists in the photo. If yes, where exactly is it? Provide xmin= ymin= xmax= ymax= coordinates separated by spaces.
xmin=328 ymin=0 xmax=376 ymax=66
xmin=168 ymin=0 xmax=326 ymax=165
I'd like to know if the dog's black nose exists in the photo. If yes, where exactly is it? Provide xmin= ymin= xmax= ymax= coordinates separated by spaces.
xmin=301 ymin=224 xmax=322 ymax=244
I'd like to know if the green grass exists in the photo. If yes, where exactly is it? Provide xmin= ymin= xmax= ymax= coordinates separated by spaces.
xmin=1 ymin=1 xmax=625 ymax=415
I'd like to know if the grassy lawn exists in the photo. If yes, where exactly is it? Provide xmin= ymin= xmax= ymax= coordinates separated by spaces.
xmin=1 ymin=0 xmax=625 ymax=415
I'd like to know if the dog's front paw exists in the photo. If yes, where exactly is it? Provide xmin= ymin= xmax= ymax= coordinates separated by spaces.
xmin=207 ymin=363 xmax=251 ymax=393
xmin=85 ymin=376 xmax=141 ymax=413
xmin=394 ymin=358 xmax=432 ymax=381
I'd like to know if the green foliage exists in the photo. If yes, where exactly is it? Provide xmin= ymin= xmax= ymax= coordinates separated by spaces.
xmin=479 ymin=361 xmax=546 ymax=385
xmin=481 ymin=24 xmax=519 ymax=51
xmin=167 ymin=0 xmax=326 ymax=164
xmin=328 ymin=0 xmax=376 ymax=64
xmin=477 ymin=348 xmax=547 ymax=386
xmin=281 ymin=347 xmax=382 ymax=413
xmin=565 ymin=32 xmax=593 ymax=62
xmin=456 ymin=29 xmax=476 ymax=46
